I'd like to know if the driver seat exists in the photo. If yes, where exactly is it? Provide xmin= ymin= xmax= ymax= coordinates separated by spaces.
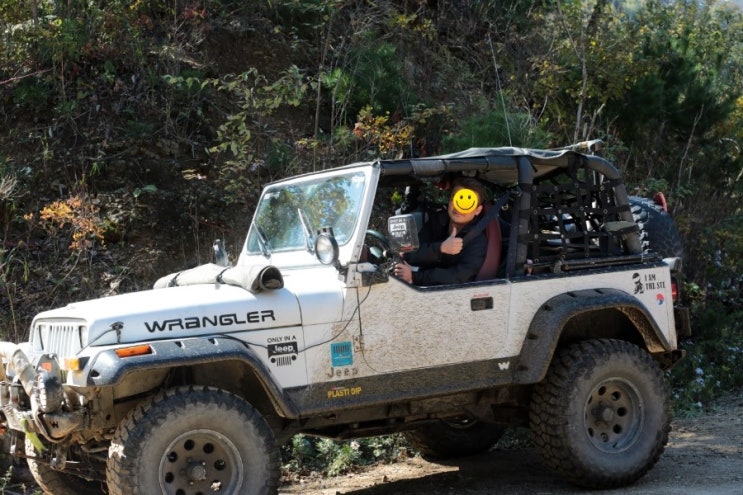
xmin=475 ymin=204 xmax=502 ymax=281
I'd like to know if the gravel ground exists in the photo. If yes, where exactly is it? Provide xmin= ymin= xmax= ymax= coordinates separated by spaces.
xmin=279 ymin=391 xmax=743 ymax=495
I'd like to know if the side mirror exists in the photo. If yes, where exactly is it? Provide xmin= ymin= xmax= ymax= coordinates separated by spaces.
xmin=315 ymin=227 xmax=340 ymax=267
xmin=387 ymin=214 xmax=420 ymax=254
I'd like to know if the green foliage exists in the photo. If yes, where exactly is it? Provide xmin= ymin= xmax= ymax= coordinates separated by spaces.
xmin=132 ymin=184 xmax=158 ymax=199
xmin=442 ymin=103 xmax=552 ymax=151
xmin=161 ymin=69 xmax=211 ymax=143
xmin=0 ymin=464 xmax=41 ymax=493
xmin=268 ymin=0 xmax=343 ymax=38
xmin=670 ymin=305 xmax=743 ymax=413
xmin=0 ymin=169 xmax=21 ymax=235
xmin=9 ymin=78 xmax=50 ymax=110
xmin=404 ymin=104 xmax=454 ymax=157
xmin=163 ymin=71 xmax=208 ymax=101
xmin=681 ymin=213 xmax=743 ymax=309
xmin=525 ymin=0 xmax=637 ymax=142
xmin=281 ymin=434 xmax=410 ymax=477
xmin=206 ymin=66 xmax=310 ymax=203
xmin=347 ymin=41 xmax=415 ymax=115
xmin=0 ymin=247 xmax=26 ymax=342
xmin=612 ymin=1 xmax=737 ymax=145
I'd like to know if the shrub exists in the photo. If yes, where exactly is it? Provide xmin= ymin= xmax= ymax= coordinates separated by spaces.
xmin=442 ymin=104 xmax=552 ymax=151
xmin=281 ymin=434 xmax=410 ymax=477
xmin=670 ymin=304 xmax=743 ymax=415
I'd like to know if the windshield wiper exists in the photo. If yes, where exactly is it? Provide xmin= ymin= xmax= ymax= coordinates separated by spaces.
xmin=297 ymin=207 xmax=315 ymax=254
xmin=252 ymin=221 xmax=272 ymax=258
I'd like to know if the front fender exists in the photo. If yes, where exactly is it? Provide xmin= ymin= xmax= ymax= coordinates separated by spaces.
xmin=79 ymin=337 xmax=298 ymax=417
xmin=513 ymin=288 xmax=672 ymax=383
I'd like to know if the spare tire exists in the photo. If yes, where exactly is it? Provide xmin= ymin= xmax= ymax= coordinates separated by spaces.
xmin=629 ymin=196 xmax=683 ymax=258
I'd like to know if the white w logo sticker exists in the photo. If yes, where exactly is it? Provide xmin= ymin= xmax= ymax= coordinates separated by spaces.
xmin=498 ymin=361 xmax=510 ymax=371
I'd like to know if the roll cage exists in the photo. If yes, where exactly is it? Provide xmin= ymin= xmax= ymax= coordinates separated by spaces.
xmin=372 ymin=146 xmax=643 ymax=279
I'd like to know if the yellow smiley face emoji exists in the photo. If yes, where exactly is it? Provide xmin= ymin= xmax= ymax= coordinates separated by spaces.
xmin=452 ymin=188 xmax=479 ymax=214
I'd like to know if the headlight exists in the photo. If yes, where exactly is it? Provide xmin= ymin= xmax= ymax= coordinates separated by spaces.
xmin=78 ymin=324 xmax=88 ymax=349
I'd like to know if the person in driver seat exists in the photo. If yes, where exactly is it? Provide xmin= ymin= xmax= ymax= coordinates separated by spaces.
xmin=393 ymin=177 xmax=488 ymax=286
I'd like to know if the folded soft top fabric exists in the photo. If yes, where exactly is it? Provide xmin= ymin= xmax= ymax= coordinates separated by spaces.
xmin=153 ymin=263 xmax=284 ymax=293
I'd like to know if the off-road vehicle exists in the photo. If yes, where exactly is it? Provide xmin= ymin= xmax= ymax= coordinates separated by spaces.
xmin=0 ymin=142 xmax=690 ymax=494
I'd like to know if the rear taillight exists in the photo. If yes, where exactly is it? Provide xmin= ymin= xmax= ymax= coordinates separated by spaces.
xmin=671 ymin=278 xmax=679 ymax=303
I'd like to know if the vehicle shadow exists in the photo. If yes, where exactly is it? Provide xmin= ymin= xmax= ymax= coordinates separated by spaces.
xmin=281 ymin=447 xmax=582 ymax=495
xmin=280 ymin=436 xmax=736 ymax=495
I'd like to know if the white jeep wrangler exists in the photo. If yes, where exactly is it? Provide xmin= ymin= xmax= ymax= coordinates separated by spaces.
xmin=0 ymin=143 xmax=690 ymax=494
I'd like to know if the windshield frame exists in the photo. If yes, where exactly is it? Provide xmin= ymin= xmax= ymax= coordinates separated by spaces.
xmin=240 ymin=165 xmax=375 ymax=267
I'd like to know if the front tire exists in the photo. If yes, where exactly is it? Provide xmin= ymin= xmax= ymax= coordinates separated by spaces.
xmin=106 ymin=385 xmax=280 ymax=495
xmin=25 ymin=439 xmax=103 ymax=495
xmin=530 ymin=339 xmax=670 ymax=488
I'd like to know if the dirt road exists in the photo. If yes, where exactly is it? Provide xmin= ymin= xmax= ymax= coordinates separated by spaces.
xmin=3 ymin=392 xmax=740 ymax=494
xmin=280 ymin=391 xmax=743 ymax=495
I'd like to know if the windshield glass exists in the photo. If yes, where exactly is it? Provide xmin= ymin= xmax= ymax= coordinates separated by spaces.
xmin=246 ymin=171 xmax=367 ymax=254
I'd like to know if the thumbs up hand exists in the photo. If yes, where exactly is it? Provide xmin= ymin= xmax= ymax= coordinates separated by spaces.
xmin=393 ymin=261 xmax=413 ymax=283
xmin=440 ymin=227 xmax=463 ymax=255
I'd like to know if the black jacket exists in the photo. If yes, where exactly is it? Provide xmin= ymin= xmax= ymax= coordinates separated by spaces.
xmin=405 ymin=209 xmax=487 ymax=286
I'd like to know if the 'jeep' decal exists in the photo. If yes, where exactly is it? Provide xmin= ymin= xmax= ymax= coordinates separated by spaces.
xmin=145 ymin=310 xmax=275 ymax=332
xmin=268 ymin=341 xmax=298 ymax=367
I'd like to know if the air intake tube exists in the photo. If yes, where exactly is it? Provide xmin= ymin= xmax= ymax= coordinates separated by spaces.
xmin=0 ymin=343 xmax=36 ymax=397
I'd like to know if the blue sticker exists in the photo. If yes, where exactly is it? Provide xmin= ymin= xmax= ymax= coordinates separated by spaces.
xmin=331 ymin=341 xmax=353 ymax=367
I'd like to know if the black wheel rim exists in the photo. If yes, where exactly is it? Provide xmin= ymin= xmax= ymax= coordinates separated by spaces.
xmin=159 ymin=429 xmax=243 ymax=494
xmin=584 ymin=377 xmax=644 ymax=453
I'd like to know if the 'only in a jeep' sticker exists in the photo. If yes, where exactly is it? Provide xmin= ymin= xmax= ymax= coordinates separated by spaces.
xmin=267 ymin=337 xmax=298 ymax=367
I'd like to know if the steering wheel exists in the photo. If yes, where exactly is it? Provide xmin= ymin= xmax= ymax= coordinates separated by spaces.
xmin=364 ymin=230 xmax=391 ymax=265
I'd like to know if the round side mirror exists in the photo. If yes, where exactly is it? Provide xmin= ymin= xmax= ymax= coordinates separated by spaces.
xmin=315 ymin=232 xmax=339 ymax=266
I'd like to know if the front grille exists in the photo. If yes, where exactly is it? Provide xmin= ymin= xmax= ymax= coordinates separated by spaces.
xmin=32 ymin=321 xmax=86 ymax=357
xmin=273 ymin=356 xmax=294 ymax=367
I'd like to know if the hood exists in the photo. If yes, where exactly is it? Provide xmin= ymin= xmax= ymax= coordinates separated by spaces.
xmin=32 ymin=284 xmax=301 ymax=348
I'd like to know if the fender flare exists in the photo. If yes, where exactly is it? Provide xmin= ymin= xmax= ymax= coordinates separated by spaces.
xmin=84 ymin=336 xmax=298 ymax=417
xmin=513 ymin=288 xmax=672 ymax=383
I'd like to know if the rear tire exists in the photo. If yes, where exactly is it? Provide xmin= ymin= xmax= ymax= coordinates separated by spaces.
xmin=530 ymin=339 xmax=670 ymax=488
xmin=404 ymin=418 xmax=505 ymax=460
xmin=106 ymin=385 xmax=280 ymax=495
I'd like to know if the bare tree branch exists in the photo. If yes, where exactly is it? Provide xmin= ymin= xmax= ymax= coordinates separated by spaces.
xmin=0 ymin=69 xmax=52 ymax=87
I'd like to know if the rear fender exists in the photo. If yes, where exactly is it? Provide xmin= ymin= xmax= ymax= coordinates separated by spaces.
xmin=513 ymin=288 xmax=673 ymax=383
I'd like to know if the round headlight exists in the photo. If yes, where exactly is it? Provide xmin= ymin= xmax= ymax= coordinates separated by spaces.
xmin=315 ymin=233 xmax=339 ymax=265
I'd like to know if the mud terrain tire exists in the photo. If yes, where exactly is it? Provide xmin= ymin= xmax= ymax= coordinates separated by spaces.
xmin=530 ymin=339 xmax=671 ymax=489
xmin=106 ymin=385 xmax=280 ymax=495
xmin=404 ymin=419 xmax=505 ymax=460
xmin=25 ymin=439 xmax=102 ymax=495
xmin=629 ymin=196 xmax=683 ymax=258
